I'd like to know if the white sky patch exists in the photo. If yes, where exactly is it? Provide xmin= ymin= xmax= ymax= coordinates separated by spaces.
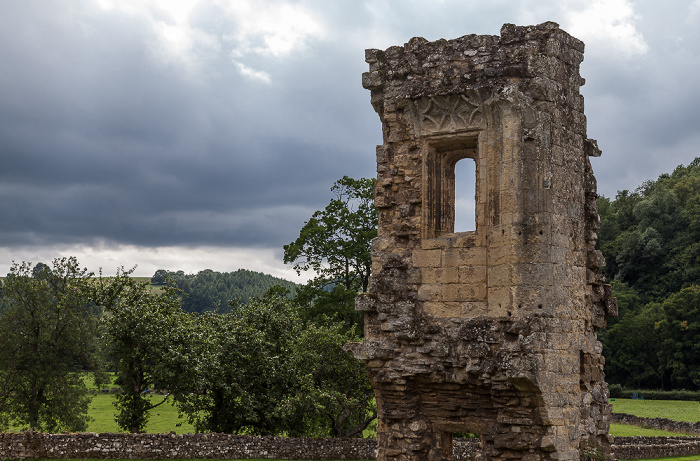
xmin=689 ymin=0 xmax=700 ymax=20
xmin=90 ymin=0 xmax=324 ymax=82
xmin=235 ymin=61 xmax=272 ymax=83
xmin=217 ymin=0 xmax=325 ymax=58
xmin=563 ymin=0 xmax=648 ymax=57
xmin=90 ymin=0 xmax=216 ymax=79
xmin=0 ymin=243 xmax=310 ymax=284
xmin=93 ymin=0 xmax=199 ymax=24
xmin=155 ymin=21 xmax=194 ymax=57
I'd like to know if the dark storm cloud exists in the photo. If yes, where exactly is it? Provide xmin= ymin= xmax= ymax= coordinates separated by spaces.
xmin=3 ymin=0 xmax=700 ymax=272
xmin=0 ymin=0 xmax=377 ymax=252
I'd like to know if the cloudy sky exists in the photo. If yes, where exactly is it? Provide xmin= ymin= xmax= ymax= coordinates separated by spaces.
xmin=1 ymin=0 xmax=699 ymax=280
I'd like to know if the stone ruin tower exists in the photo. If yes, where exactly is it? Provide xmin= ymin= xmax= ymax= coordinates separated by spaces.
xmin=347 ymin=22 xmax=618 ymax=461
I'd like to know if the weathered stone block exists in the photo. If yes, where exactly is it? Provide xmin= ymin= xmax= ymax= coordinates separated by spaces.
xmin=442 ymin=283 xmax=487 ymax=303
xmin=459 ymin=266 xmax=487 ymax=284
xmin=413 ymin=248 xmax=441 ymax=267
xmin=423 ymin=267 xmax=460 ymax=284
xmin=417 ymin=284 xmax=442 ymax=302
xmin=441 ymin=247 xmax=487 ymax=267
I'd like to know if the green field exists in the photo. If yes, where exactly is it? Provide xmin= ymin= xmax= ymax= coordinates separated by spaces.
xmin=86 ymin=392 xmax=194 ymax=434
xmin=82 ymin=374 xmax=194 ymax=434
xmin=83 ymin=395 xmax=699 ymax=436
xmin=609 ymin=398 xmax=700 ymax=438
xmin=611 ymin=399 xmax=700 ymax=423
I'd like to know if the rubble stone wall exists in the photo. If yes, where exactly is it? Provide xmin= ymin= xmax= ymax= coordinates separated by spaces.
xmin=611 ymin=436 xmax=700 ymax=460
xmin=348 ymin=22 xmax=617 ymax=461
xmin=612 ymin=413 xmax=700 ymax=436
xmin=2 ymin=432 xmax=698 ymax=460
xmin=0 ymin=432 xmax=378 ymax=460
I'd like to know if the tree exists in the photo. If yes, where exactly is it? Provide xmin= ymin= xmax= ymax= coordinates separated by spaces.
xmin=284 ymin=176 xmax=377 ymax=293
xmin=293 ymin=282 xmax=360 ymax=332
xmin=614 ymin=227 xmax=665 ymax=289
xmin=597 ymin=157 xmax=700 ymax=389
xmin=150 ymin=269 xmax=169 ymax=285
xmin=171 ymin=289 xmax=376 ymax=437
xmin=172 ymin=292 xmax=304 ymax=435
xmin=0 ymin=257 xmax=104 ymax=432
xmin=655 ymin=286 xmax=700 ymax=390
xmin=153 ymin=268 xmax=299 ymax=313
xmin=97 ymin=270 xmax=187 ymax=433
xmin=602 ymin=302 xmax=664 ymax=389
xmin=284 ymin=176 xmax=376 ymax=331
xmin=284 ymin=322 xmax=376 ymax=437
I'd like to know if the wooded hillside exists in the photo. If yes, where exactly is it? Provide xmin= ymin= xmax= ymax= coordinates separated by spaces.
xmin=599 ymin=157 xmax=700 ymax=390
xmin=150 ymin=268 xmax=299 ymax=313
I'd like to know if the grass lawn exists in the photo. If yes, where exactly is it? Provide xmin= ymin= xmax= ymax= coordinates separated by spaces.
xmin=133 ymin=276 xmax=164 ymax=292
xmin=84 ymin=373 xmax=195 ymax=434
xmin=87 ymin=392 xmax=195 ymax=434
xmin=611 ymin=399 xmax=700 ymax=423
xmin=86 ymin=394 xmax=699 ymax=436
xmin=609 ymin=397 xmax=700 ymax=438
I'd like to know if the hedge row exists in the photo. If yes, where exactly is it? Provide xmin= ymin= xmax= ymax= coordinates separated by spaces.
xmin=609 ymin=385 xmax=700 ymax=401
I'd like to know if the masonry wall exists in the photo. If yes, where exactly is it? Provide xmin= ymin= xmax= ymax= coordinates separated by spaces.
xmin=348 ymin=22 xmax=617 ymax=461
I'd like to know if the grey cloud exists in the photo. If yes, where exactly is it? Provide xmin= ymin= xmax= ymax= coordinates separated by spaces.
xmin=2 ymin=0 xmax=700 ymax=266
xmin=0 ymin=0 xmax=377 ymax=253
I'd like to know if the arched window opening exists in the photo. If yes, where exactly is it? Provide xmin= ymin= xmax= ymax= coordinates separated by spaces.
xmin=454 ymin=157 xmax=476 ymax=232
xmin=423 ymin=135 xmax=478 ymax=239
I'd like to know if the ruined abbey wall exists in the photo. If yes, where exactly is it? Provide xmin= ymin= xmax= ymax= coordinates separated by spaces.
xmin=348 ymin=22 xmax=617 ymax=461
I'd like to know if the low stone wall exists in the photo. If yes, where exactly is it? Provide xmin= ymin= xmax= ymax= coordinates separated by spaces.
xmin=612 ymin=412 xmax=700 ymax=435
xmin=453 ymin=440 xmax=480 ymax=460
xmin=612 ymin=436 xmax=700 ymax=460
xmin=2 ymin=432 xmax=699 ymax=460
xmin=0 ymin=432 xmax=378 ymax=460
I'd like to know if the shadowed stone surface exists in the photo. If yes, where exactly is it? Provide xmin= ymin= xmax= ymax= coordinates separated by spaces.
xmin=347 ymin=22 xmax=618 ymax=461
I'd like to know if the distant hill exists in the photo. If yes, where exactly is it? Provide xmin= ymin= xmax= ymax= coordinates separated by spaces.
xmin=150 ymin=268 xmax=299 ymax=313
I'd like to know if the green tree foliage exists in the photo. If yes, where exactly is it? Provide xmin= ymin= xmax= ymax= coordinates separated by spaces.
xmin=97 ymin=270 xmax=187 ymax=433
xmin=174 ymin=293 xmax=304 ymax=434
xmin=599 ymin=157 xmax=700 ymax=390
xmin=152 ymin=268 xmax=299 ymax=313
xmin=285 ymin=322 xmax=376 ymax=437
xmin=150 ymin=269 xmax=168 ymax=285
xmin=603 ymin=301 xmax=664 ymax=389
xmin=655 ymin=286 xmax=700 ymax=389
xmin=598 ymin=158 xmax=700 ymax=303
xmin=0 ymin=256 xmax=374 ymax=435
xmin=171 ymin=291 xmax=375 ymax=437
xmin=0 ymin=257 xmax=104 ymax=432
xmin=293 ymin=282 xmax=359 ymax=330
xmin=284 ymin=176 xmax=377 ymax=331
xmin=284 ymin=176 xmax=377 ymax=293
